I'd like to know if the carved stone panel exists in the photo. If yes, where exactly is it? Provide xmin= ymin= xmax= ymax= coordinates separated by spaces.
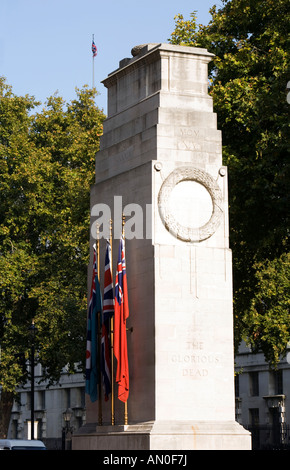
xmin=158 ymin=166 xmax=223 ymax=242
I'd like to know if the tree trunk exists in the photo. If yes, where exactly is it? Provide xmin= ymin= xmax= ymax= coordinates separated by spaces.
xmin=0 ymin=390 xmax=14 ymax=438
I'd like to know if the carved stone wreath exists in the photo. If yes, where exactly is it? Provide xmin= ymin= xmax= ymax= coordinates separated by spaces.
xmin=157 ymin=166 xmax=223 ymax=242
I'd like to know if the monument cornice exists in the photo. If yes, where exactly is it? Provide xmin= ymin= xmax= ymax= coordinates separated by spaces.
xmin=102 ymin=43 xmax=214 ymax=89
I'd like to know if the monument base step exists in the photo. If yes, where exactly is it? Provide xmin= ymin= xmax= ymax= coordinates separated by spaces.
xmin=72 ymin=420 xmax=251 ymax=450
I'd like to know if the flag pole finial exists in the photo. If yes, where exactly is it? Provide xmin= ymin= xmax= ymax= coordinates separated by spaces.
xmin=122 ymin=213 xmax=126 ymax=237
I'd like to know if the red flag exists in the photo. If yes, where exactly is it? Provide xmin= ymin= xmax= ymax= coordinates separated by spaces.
xmin=114 ymin=236 xmax=129 ymax=402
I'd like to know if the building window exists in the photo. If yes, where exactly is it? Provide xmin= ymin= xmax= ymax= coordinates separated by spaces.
xmin=269 ymin=369 xmax=283 ymax=395
xmin=37 ymin=390 xmax=45 ymax=410
xmin=249 ymin=408 xmax=259 ymax=426
xmin=249 ymin=372 xmax=259 ymax=396
xmin=249 ymin=408 xmax=260 ymax=449
xmin=64 ymin=388 xmax=71 ymax=409
xmin=26 ymin=392 xmax=31 ymax=411
xmin=11 ymin=419 xmax=18 ymax=439
xmin=274 ymin=370 xmax=283 ymax=395
xmin=74 ymin=387 xmax=85 ymax=408
xmin=81 ymin=387 xmax=85 ymax=408
xmin=27 ymin=420 xmax=39 ymax=440
xmin=235 ymin=374 xmax=240 ymax=398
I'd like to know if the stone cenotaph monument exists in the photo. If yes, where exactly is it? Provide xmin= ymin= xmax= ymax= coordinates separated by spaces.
xmin=73 ymin=43 xmax=251 ymax=450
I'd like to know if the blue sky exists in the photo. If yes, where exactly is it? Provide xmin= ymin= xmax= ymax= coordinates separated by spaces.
xmin=0 ymin=0 xmax=218 ymax=114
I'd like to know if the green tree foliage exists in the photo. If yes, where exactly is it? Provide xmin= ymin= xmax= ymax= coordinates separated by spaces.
xmin=169 ymin=12 xmax=200 ymax=46
xmin=243 ymin=253 xmax=290 ymax=365
xmin=169 ymin=0 xmax=290 ymax=365
xmin=0 ymin=78 xmax=105 ymax=435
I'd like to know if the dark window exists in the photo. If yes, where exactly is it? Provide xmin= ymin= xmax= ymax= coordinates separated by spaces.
xmin=249 ymin=372 xmax=259 ymax=396
xmin=274 ymin=370 xmax=283 ymax=395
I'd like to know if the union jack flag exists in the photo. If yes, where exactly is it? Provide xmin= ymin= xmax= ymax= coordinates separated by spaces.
xmin=114 ymin=236 xmax=129 ymax=403
xmin=92 ymin=40 xmax=97 ymax=57
xmin=101 ymin=240 xmax=114 ymax=400
xmin=85 ymin=244 xmax=102 ymax=402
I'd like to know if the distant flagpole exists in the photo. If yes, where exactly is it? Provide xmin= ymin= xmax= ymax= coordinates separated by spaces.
xmin=92 ymin=34 xmax=97 ymax=88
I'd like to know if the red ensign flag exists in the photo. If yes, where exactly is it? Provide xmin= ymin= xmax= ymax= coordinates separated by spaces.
xmin=113 ymin=236 xmax=129 ymax=403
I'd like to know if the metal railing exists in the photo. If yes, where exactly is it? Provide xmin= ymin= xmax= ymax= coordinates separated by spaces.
xmin=245 ymin=424 xmax=290 ymax=450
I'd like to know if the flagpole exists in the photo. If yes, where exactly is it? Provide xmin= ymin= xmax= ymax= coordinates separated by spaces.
xmin=110 ymin=219 xmax=115 ymax=426
xmin=96 ymin=227 xmax=102 ymax=426
xmin=92 ymin=34 xmax=95 ymax=89
xmin=122 ymin=214 xmax=129 ymax=426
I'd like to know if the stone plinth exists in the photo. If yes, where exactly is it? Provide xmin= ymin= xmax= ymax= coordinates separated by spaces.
xmin=73 ymin=43 xmax=251 ymax=450
xmin=74 ymin=421 xmax=250 ymax=450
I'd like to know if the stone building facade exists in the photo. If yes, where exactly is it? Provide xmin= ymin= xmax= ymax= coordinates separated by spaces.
xmin=235 ymin=342 xmax=290 ymax=449
xmin=7 ymin=364 xmax=85 ymax=450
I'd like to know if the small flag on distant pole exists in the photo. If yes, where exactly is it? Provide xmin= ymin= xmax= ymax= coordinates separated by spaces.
xmin=92 ymin=34 xmax=97 ymax=88
xmin=92 ymin=38 xmax=97 ymax=57
xmin=114 ymin=236 xmax=129 ymax=403
xmin=85 ymin=244 xmax=102 ymax=402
